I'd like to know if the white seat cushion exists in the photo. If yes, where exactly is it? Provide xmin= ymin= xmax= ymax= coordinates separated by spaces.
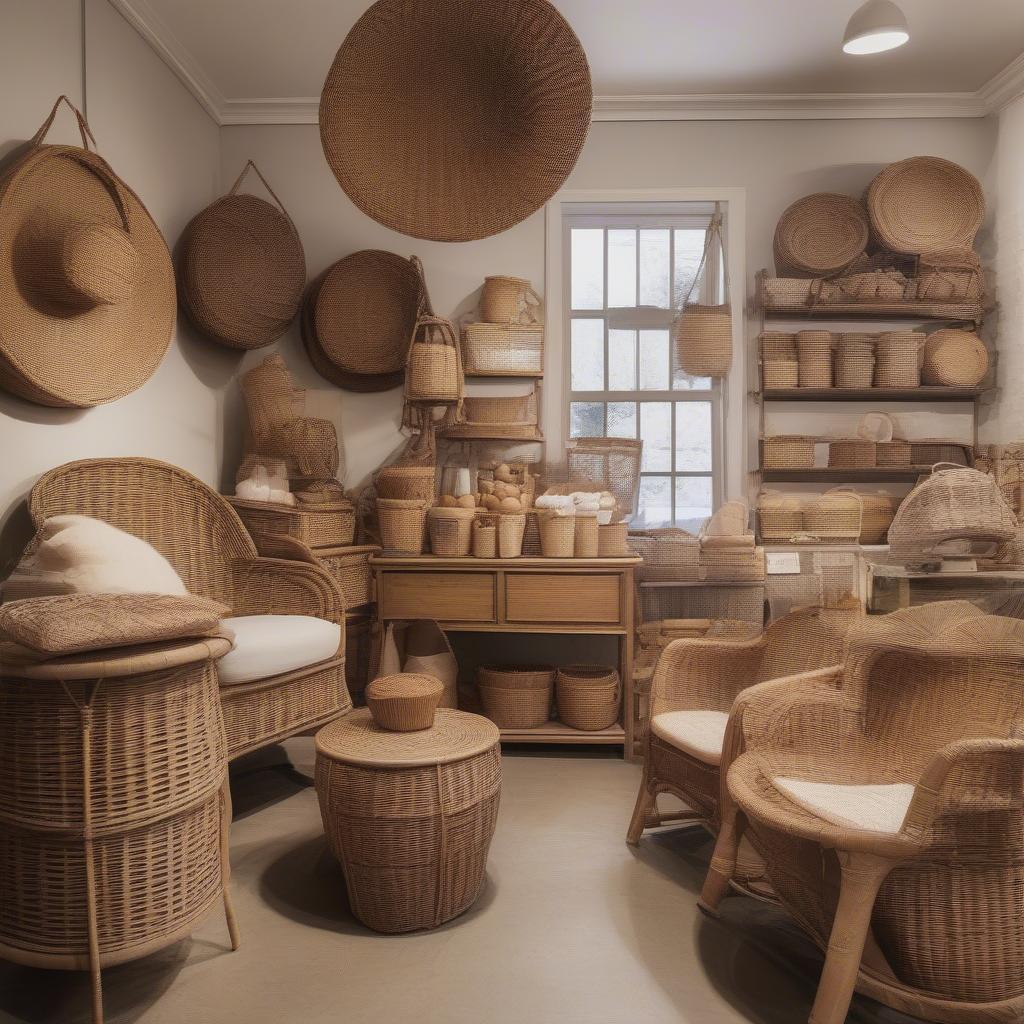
xmin=217 ymin=615 xmax=341 ymax=687
xmin=650 ymin=709 xmax=729 ymax=765
xmin=772 ymin=777 xmax=915 ymax=835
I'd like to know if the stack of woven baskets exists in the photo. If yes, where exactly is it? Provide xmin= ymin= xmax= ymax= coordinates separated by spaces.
xmin=461 ymin=276 xmax=544 ymax=376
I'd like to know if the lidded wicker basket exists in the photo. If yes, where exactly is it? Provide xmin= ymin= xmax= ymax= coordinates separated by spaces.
xmin=378 ymin=498 xmax=429 ymax=554
xmin=427 ymin=506 xmax=475 ymax=556
xmin=366 ymin=673 xmax=443 ymax=732
xmin=921 ymin=329 xmax=988 ymax=388
xmin=555 ymin=665 xmax=619 ymax=732
xmin=477 ymin=665 xmax=554 ymax=729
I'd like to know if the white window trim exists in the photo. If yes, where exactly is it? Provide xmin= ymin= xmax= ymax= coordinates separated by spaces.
xmin=543 ymin=187 xmax=747 ymax=506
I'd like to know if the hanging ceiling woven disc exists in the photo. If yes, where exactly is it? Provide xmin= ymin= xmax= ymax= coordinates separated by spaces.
xmin=774 ymin=193 xmax=869 ymax=276
xmin=319 ymin=0 xmax=593 ymax=242
xmin=177 ymin=161 xmax=305 ymax=350
xmin=0 ymin=97 xmax=175 ymax=408
xmin=867 ymin=156 xmax=984 ymax=255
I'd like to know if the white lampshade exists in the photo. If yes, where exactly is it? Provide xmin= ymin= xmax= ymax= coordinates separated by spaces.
xmin=842 ymin=0 xmax=910 ymax=55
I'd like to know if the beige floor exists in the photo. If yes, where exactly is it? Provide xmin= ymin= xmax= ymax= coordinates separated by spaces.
xmin=0 ymin=741 xmax=919 ymax=1024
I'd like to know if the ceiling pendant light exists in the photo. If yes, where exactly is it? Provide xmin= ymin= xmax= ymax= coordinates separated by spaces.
xmin=842 ymin=0 xmax=910 ymax=55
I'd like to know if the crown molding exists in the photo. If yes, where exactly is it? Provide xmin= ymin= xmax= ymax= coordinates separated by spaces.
xmin=111 ymin=0 xmax=1024 ymax=127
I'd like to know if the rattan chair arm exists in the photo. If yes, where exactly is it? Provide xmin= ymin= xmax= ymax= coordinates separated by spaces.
xmin=900 ymin=736 xmax=1024 ymax=842
xmin=649 ymin=635 xmax=768 ymax=716
xmin=247 ymin=531 xmax=318 ymax=563
xmin=231 ymin=557 xmax=346 ymax=627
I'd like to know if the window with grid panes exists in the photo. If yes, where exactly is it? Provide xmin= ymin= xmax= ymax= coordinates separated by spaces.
xmin=565 ymin=207 xmax=725 ymax=531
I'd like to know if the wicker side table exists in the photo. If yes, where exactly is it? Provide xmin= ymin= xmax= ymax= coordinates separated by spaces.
xmin=0 ymin=636 xmax=237 ymax=1024
xmin=315 ymin=708 xmax=501 ymax=933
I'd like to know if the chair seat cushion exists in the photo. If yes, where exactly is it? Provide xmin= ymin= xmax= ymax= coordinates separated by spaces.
xmin=650 ymin=709 xmax=729 ymax=765
xmin=772 ymin=777 xmax=915 ymax=835
xmin=217 ymin=615 xmax=341 ymax=686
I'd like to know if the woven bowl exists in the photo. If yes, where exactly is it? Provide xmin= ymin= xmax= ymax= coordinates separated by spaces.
xmin=366 ymin=673 xmax=444 ymax=732
xmin=922 ymin=329 xmax=988 ymax=388
xmin=774 ymin=193 xmax=869 ymax=276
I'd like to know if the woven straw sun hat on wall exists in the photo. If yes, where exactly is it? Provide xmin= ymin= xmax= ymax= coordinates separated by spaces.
xmin=0 ymin=96 xmax=175 ymax=408
xmin=177 ymin=160 xmax=306 ymax=350
xmin=319 ymin=0 xmax=593 ymax=241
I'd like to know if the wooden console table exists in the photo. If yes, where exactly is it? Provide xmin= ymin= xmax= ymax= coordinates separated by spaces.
xmin=371 ymin=555 xmax=641 ymax=760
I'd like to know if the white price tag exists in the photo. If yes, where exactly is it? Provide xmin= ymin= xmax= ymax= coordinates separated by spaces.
xmin=766 ymin=551 xmax=802 ymax=575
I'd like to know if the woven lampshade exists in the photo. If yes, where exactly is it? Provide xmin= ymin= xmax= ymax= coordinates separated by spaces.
xmin=301 ymin=251 xmax=422 ymax=392
xmin=319 ymin=0 xmax=592 ymax=242
xmin=867 ymin=156 xmax=984 ymax=255
xmin=774 ymin=193 xmax=869 ymax=276
xmin=178 ymin=161 xmax=305 ymax=350
xmin=0 ymin=96 xmax=175 ymax=408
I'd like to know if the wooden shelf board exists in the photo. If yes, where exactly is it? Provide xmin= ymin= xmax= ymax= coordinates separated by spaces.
xmin=464 ymin=371 xmax=544 ymax=379
xmin=760 ymin=387 xmax=985 ymax=402
xmin=639 ymin=579 xmax=764 ymax=588
xmin=499 ymin=721 xmax=625 ymax=745
xmin=760 ymin=467 xmax=934 ymax=483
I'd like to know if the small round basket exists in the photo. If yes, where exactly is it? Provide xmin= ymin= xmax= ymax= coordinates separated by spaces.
xmin=477 ymin=665 xmax=554 ymax=729
xmin=539 ymin=513 xmax=575 ymax=557
xmin=835 ymin=334 xmax=875 ymax=389
xmin=922 ymin=329 xmax=988 ymax=388
xmin=796 ymin=331 xmax=834 ymax=388
xmin=555 ymin=665 xmax=620 ymax=732
xmin=480 ymin=276 xmax=540 ymax=324
xmin=473 ymin=519 xmax=497 ymax=558
xmin=366 ymin=674 xmax=444 ymax=732
xmin=427 ymin=506 xmax=476 ymax=557
xmin=376 ymin=464 xmax=437 ymax=502
xmin=875 ymin=332 xmax=924 ymax=388
xmin=378 ymin=498 xmax=429 ymax=554
xmin=574 ymin=513 xmax=599 ymax=558
xmin=497 ymin=513 xmax=527 ymax=558
xmin=597 ymin=522 xmax=630 ymax=557
xmin=774 ymin=193 xmax=869 ymax=276
xmin=761 ymin=332 xmax=798 ymax=388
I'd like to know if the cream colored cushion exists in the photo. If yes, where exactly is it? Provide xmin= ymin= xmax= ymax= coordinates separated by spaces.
xmin=217 ymin=614 xmax=341 ymax=686
xmin=650 ymin=709 xmax=729 ymax=765
xmin=773 ymin=777 xmax=915 ymax=835
xmin=3 ymin=515 xmax=187 ymax=601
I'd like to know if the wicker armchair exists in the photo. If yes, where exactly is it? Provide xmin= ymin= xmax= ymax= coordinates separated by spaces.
xmin=627 ymin=607 xmax=857 ymax=845
xmin=702 ymin=601 xmax=1024 ymax=1024
xmin=28 ymin=458 xmax=350 ymax=758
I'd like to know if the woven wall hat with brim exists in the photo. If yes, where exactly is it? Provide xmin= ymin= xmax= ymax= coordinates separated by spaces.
xmin=177 ymin=160 xmax=305 ymax=350
xmin=301 ymin=250 xmax=422 ymax=392
xmin=319 ymin=0 xmax=592 ymax=242
xmin=0 ymin=96 xmax=175 ymax=408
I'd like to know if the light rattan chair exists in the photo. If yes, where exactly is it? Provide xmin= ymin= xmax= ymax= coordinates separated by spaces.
xmin=702 ymin=601 xmax=1024 ymax=1024
xmin=29 ymin=457 xmax=350 ymax=758
xmin=627 ymin=607 xmax=858 ymax=845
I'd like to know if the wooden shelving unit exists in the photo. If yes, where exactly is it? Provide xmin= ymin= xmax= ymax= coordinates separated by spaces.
xmin=760 ymin=386 xmax=985 ymax=403
xmin=498 ymin=721 xmax=625 ymax=745
xmin=760 ymin=467 xmax=934 ymax=483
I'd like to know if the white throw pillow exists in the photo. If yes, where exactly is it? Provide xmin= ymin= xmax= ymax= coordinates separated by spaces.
xmin=3 ymin=515 xmax=187 ymax=601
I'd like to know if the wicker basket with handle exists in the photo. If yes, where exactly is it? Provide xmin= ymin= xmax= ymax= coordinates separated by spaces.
xmin=477 ymin=665 xmax=553 ymax=729
xmin=675 ymin=212 xmax=731 ymax=378
xmin=556 ymin=665 xmax=620 ymax=731
xmin=480 ymin=276 xmax=541 ymax=324
xmin=405 ymin=314 xmax=463 ymax=405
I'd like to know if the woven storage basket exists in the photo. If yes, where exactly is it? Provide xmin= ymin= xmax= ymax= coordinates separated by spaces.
xmin=761 ymin=332 xmax=799 ymax=389
xmin=318 ymin=544 xmax=380 ymax=610
xmin=757 ymin=492 xmax=805 ymax=542
xmin=597 ymin=522 xmax=630 ymax=557
xmin=366 ymin=674 xmax=443 ymax=732
xmin=916 ymin=248 xmax=983 ymax=301
xmin=796 ymin=331 xmax=834 ymax=387
xmin=762 ymin=277 xmax=814 ymax=309
xmin=676 ymin=213 xmax=731 ymax=378
xmin=574 ymin=513 xmax=599 ymax=558
xmin=845 ymin=490 xmax=898 ymax=544
xmin=378 ymin=499 xmax=428 ymax=554
xmin=462 ymin=323 xmax=543 ymax=375
xmin=877 ymin=439 xmax=913 ymax=466
xmin=875 ymin=331 xmax=924 ymax=388
xmin=498 ymin=513 xmax=527 ymax=558
xmin=835 ymin=334 xmax=875 ymax=388
xmin=473 ymin=520 xmax=497 ymax=558
xmin=442 ymin=389 xmax=542 ymax=441
xmin=406 ymin=315 xmax=462 ymax=404
xmin=802 ymin=489 xmax=863 ymax=542
xmin=555 ymin=665 xmax=619 ymax=731
xmin=427 ymin=506 xmax=475 ymax=556
xmin=539 ymin=513 xmax=575 ymax=557
xmin=628 ymin=528 xmax=701 ymax=580
xmin=922 ymin=329 xmax=988 ymax=388
xmin=230 ymin=498 xmax=355 ymax=549
xmin=828 ymin=439 xmax=876 ymax=469
xmin=376 ymin=464 xmax=437 ymax=502
xmin=566 ymin=437 xmax=643 ymax=521
xmin=763 ymin=436 xmax=817 ymax=470
xmin=700 ymin=543 xmax=766 ymax=582
xmin=867 ymin=156 xmax=985 ymax=254
xmin=773 ymin=193 xmax=869 ymax=276
xmin=477 ymin=665 xmax=554 ymax=729
xmin=910 ymin=440 xmax=971 ymax=466
xmin=522 ymin=509 xmax=542 ymax=556
xmin=480 ymin=276 xmax=541 ymax=324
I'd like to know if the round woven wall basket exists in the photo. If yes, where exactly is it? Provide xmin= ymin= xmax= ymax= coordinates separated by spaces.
xmin=301 ymin=251 xmax=421 ymax=392
xmin=867 ymin=156 xmax=984 ymax=255
xmin=177 ymin=161 xmax=305 ymax=350
xmin=922 ymin=329 xmax=988 ymax=388
xmin=774 ymin=193 xmax=868 ymax=276
xmin=319 ymin=0 xmax=592 ymax=242
xmin=0 ymin=97 xmax=175 ymax=407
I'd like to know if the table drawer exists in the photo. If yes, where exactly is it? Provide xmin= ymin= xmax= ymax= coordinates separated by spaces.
xmin=505 ymin=573 xmax=622 ymax=624
xmin=379 ymin=572 xmax=496 ymax=622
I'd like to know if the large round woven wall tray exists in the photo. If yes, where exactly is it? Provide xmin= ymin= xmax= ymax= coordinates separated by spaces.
xmin=774 ymin=193 xmax=869 ymax=276
xmin=867 ymin=156 xmax=984 ymax=255
xmin=0 ymin=97 xmax=175 ymax=408
xmin=319 ymin=0 xmax=593 ymax=241
xmin=178 ymin=161 xmax=305 ymax=350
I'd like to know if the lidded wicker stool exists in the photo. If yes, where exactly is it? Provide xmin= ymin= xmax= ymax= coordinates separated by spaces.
xmin=0 ymin=635 xmax=238 ymax=1024
xmin=366 ymin=673 xmax=443 ymax=731
xmin=315 ymin=707 xmax=501 ymax=933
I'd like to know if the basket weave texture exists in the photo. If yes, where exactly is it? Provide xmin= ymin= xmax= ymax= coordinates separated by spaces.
xmin=556 ymin=665 xmax=619 ymax=731
xmin=427 ymin=506 xmax=475 ymax=557
xmin=539 ymin=514 xmax=575 ymax=557
xmin=774 ymin=193 xmax=868 ymax=276
xmin=478 ymin=665 xmax=554 ymax=729
xmin=462 ymin=323 xmax=544 ymax=375
xmin=566 ymin=437 xmax=643 ymax=521
xmin=378 ymin=499 xmax=429 ymax=554
xmin=365 ymin=673 xmax=443 ymax=732
xmin=921 ymin=329 xmax=988 ymax=388
xmin=497 ymin=513 xmax=526 ymax=558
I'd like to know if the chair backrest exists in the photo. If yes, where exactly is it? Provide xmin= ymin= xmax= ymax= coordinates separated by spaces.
xmin=30 ymin=457 xmax=257 ymax=606
xmin=757 ymin=605 xmax=861 ymax=683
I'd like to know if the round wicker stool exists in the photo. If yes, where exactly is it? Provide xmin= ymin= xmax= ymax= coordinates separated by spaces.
xmin=315 ymin=708 xmax=501 ymax=933
xmin=0 ymin=636 xmax=237 ymax=1024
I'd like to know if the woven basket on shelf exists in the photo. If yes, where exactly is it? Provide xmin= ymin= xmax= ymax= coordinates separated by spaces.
xmin=462 ymin=323 xmax=543 ymax=375
xmin=230 ymin=498 xmax=355 ymax=550
xmin=835 ymin=334 xmax=875 ymax=388
xmin=876 ymin=439 xmax=913 ymax=466
xmin=916 ymin=248 xmax=983 ymax=301
xmin=762 ymin=436 xmax=817 ymax=470
xmin=406 ymin=314 xmax=462 ymax=404
xmin=427 ymin=506 xmax=475 ymax=556
xmin=556 ymin=665 xmax=619 ymax=731
xmin=921 ymin=329 xmax=988 ymax=388
xmin=910 ymin=440 xmax=971 ymax=466
xmin=480 ymin=276 xmax=541 ymax=324
xmin=867 ymin=156 xmax=985 ymax=254
xmin=628 ymin=529 xmax=701 ymax=580
xmin=700 ymin=543 xmax=766 ymax=582
xmin=802 ymin=489 xmax=863 ymax=542
xmin=498 ymin=513 xmax=527 ymax=558
xmin=757 ymin=492 xmax=805 ymax=542
xmin=566 ymin=437 xmax=643 ymax=521
xmin=473 ymin=519 xmax=497 ymax=558
xmin=522 ymin=509 xmax=542 ymax=556
xmin=574 ymin=513 xmax=599 ymax=558
xmin=875 ymin=331 xmax=924 ymax=388
xmin=796 ymin=331 xmax=834 ymax=387
xmin=378 ymin=499 xmax=429 ymax=554
xmin=539 ymin=513 xmax=575 ymax=558
xmin=376 ymin=464 xmax=437 ymax=502
xmin=761 ymin=332 xmax=799 ymax=388
xmin=597 ymin=522 xmax=630 ymax=557
xmin=844 ymin=490 xmax=898 ymax=544
xmin=477 ymin=665 xmax=554 ymax=729
xmin=773 ymin=193 xmax=869 ymax=276
xmin=317 ymin=544 xmax=380 ymax=610
xmin=828 ymin=439 xmax=877 ymax=469
xmin=442 ymin=389 xmax=542 ymax=441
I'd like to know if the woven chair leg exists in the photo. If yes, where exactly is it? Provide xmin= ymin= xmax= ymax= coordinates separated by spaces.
xmin=218 ymin=781 xmax=241 ymax=951
xmin=698 ymin=807 xmax=746 ymax=917
xmin=809 ymin=851 xmax=893 ymax=1024
xmin=626 ymin=771 xmax=656 ymax=846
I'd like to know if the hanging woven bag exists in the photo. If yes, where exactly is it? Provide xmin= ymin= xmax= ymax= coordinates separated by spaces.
xmin=675 ymin=212 xmax=732 ymax=378
xmin=405 ymin=314 xmax=463 ymax=404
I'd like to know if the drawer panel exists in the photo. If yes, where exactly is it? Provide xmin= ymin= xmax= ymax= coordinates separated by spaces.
xmin=380 ymin=572 xmax=496 ymax=622
xmin=505 ymin=573 xmax=621 ymax=624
